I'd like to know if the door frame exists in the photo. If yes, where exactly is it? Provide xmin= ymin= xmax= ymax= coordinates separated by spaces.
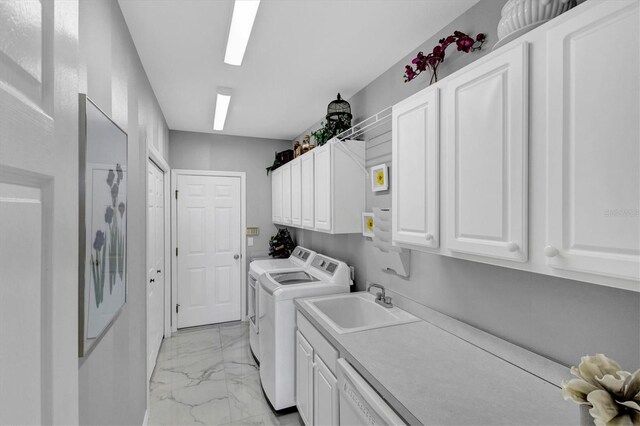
xmin=148 ymin=148 xmax=172 ymax=339
xmin=171 ymin=169 xmax=247 ymax=333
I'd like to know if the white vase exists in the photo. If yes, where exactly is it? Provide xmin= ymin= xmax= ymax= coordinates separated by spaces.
xmin=497 ymin=0 xmax=577 ymax=41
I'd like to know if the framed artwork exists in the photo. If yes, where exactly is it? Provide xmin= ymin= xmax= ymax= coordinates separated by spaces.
xmin=362 ymin=212 xmax=375 ymax=237
xmin=371 ymin=163 xmax=389 ymax=192
xmin=79 ymin=94 xmax=128 ymax=358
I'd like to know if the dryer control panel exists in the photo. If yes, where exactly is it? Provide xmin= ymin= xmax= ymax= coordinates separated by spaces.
xmin=311 ymin=255 xmax=339 ymax=276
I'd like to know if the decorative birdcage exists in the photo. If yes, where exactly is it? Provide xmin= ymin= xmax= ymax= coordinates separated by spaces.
xmin=325 ymin=93 xmax=352 ymax=135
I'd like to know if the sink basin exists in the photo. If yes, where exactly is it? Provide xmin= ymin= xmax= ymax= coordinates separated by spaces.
xmin=304 ymin=292 xmax=419 ymax=334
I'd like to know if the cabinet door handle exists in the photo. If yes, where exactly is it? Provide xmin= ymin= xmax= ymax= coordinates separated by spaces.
xmin=157 ymin=269 xmax=162 ymax=273
xmin=150 ymin=278 xmax=155 ymax=283
xmin=507 ymin=242 xmax=519 ymax=252
xmin=544 ymin=245 xmax=559 ymax=258
xmin=425 ymin=233 xmax=433 ymax=241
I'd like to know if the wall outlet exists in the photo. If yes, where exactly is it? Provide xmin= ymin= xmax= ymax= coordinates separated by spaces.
xmin=248 ymin=237 xmax=254 ymax=247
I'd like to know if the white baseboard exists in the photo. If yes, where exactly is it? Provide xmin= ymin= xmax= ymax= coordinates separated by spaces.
xmin=142 ymin=409 xmax=149 ymax=426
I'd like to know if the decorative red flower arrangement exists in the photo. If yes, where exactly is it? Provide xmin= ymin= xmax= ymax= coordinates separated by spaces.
xmin=404 ymin=31 xmax=487 ymax=85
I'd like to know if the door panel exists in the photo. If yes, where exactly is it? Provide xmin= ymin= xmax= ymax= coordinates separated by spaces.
xmin=272 ymin=169 xmax=282 ymax=223
xmin=0 ymin=1 xmax=79 ymax=423
xmin=282 ymin=163 xmax=292 ymax=224
xmin=445 ymin=42 xmax=528 ymax=262
xmin=314 ymin=354 xmax=338 ymax=426
xmin=147 ymin=160 xmax=164 ymax=380
xmin=177 ymin=174 xmax=242 ymax=328
xmin=392 ymin=87 xmax=439 ymax=249
xmin=314 ymin=145 xmax=332 ymax=231
xmin=301 ymin=153 xmax=315 ymax=228
xmin=291 ymin=158 xmax=302 ymax=226
xmin=296 ymin=331 xmax=314 ymax=426
xmin=546 ymin=1 xmax=639 ymax=280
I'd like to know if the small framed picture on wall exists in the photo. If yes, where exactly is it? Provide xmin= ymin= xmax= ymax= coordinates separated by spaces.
xmin=371 ymin=163 xmax=388 ymax=192
xmin=362 ymin=212 xmax=375 ymax=237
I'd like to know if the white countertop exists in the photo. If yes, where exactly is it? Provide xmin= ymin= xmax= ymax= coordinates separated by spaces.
xmin=295 ymin=296 xmax=579 ymax=425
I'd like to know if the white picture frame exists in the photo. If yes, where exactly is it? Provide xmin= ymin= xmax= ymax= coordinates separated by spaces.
xmin=362 ymin=212 xmax=375 ymax=237
xmin=371 ymin=163 xmax=389 ymax=192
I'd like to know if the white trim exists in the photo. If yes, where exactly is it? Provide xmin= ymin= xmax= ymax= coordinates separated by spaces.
xmin=171 ymin=169 xmax=248 ymax=333
xmin=142 ymin=409 xmax=149 ymax=426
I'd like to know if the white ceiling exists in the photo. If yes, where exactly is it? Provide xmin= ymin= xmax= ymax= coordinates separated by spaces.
xmin=119 ymin=0 xmax=480 ymax=140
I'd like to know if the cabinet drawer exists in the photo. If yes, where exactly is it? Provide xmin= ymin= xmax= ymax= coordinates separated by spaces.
xmin=297 ymin=311 xmax=339 ymax=375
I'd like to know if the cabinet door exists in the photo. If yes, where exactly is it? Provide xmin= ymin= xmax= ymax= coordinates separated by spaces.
xmin=272 ymin=168 xmax=282 ymax=223
xmin=314 ymin=144 xmax=332 ymax=232
xmin=313 ymin=355 xmax=338 ymax=426
xmin=444 ymin=42 xmax=528 ymax=261
xmin=296 ymin=331 xmax=314 ymax=426
xmin=291 ymin=158 xmax=302 ymax=227
xmin=282 ymin=163 xmax=292 ymax=224
xmin=545 ymin=1 xmax=639 ymax=281
xmin=301 ymin=152 xmax=315 ymax=228
xmin=392 ymin=87 xmax=439 ymax=249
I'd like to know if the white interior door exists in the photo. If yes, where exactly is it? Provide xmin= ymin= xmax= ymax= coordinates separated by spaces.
xmin=0 ymin=1 xmax=79 ymax=424
xmin=147 ymin=160 xmax=164 ymax=380
xmin=177 ymin=174 xmax=242 ymax=328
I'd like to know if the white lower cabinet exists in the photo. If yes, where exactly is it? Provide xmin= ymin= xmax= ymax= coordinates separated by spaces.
xmin=296 ymin=312 xmax=339 ymax=426
xmin=296 ymin=331 xmax=314 ymax=426
xmin=313 ymin=355 xmax=339 ymax=426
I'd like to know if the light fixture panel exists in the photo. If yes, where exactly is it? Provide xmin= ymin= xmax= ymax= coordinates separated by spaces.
xmin=224 ymin=0 xmax=260 ymax=66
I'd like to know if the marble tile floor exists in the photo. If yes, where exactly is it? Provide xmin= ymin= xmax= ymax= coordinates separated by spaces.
xmin=149 ymin=321 xmax=302 ymax=426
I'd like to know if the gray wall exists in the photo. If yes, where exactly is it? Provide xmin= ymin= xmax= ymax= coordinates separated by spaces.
xmin=78 ymin=0 xmax=170 ymax=424
xmin=169 ymin=131 xmax=291 ymax=258
xmin=295 ymin=0 xmax=640 ymax=370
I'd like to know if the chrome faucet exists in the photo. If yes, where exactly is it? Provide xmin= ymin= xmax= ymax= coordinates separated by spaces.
xmin=367 ymin=283 xmax=393 ymax=308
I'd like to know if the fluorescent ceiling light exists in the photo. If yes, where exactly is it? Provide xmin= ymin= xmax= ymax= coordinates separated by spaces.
xmin=224 ymin=0 xmax=260 ymax=66
xmin=213 ymin=90 xmax=232 ymax=131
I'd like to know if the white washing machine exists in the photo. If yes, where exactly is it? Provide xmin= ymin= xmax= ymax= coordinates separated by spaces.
xmin=248 ymin=246 xmax=316 ymax=362
xmin=259 ymin=254 xmax=352 ymax=410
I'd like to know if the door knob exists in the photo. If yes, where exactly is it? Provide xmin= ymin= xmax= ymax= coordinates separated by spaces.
xmin=234 ymin=254 xmax=240 ymax=260
xmin=425 ymin=233 xmax=433 ymax=241
xmin=544 ymin=245 xmax=559 ymax=257
xmin=507 ymin=242 xmax=519 ymax=252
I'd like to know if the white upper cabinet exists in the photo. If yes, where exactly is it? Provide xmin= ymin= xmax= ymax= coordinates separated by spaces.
xmin=392 ymin=86 xmax=440 ymax=250
xmin=314 ymin=144 xmax=332 ymax=232
xmin=271 ymin=139 xmax=365 ymax=234
xmin=281 ymin=162 xmax=292 ymax=225
xmin=271 ymin=167 xmax=283 ymax=224
xmin=444 ymin=42 xmax=528 ymax=262
xmin=291 ymin=158 xmax=302 ymax=227
xmin=545 ymin=0 xmax=639 ymax=281
xmin=301 ymin=152 xmax=315 ymax=229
